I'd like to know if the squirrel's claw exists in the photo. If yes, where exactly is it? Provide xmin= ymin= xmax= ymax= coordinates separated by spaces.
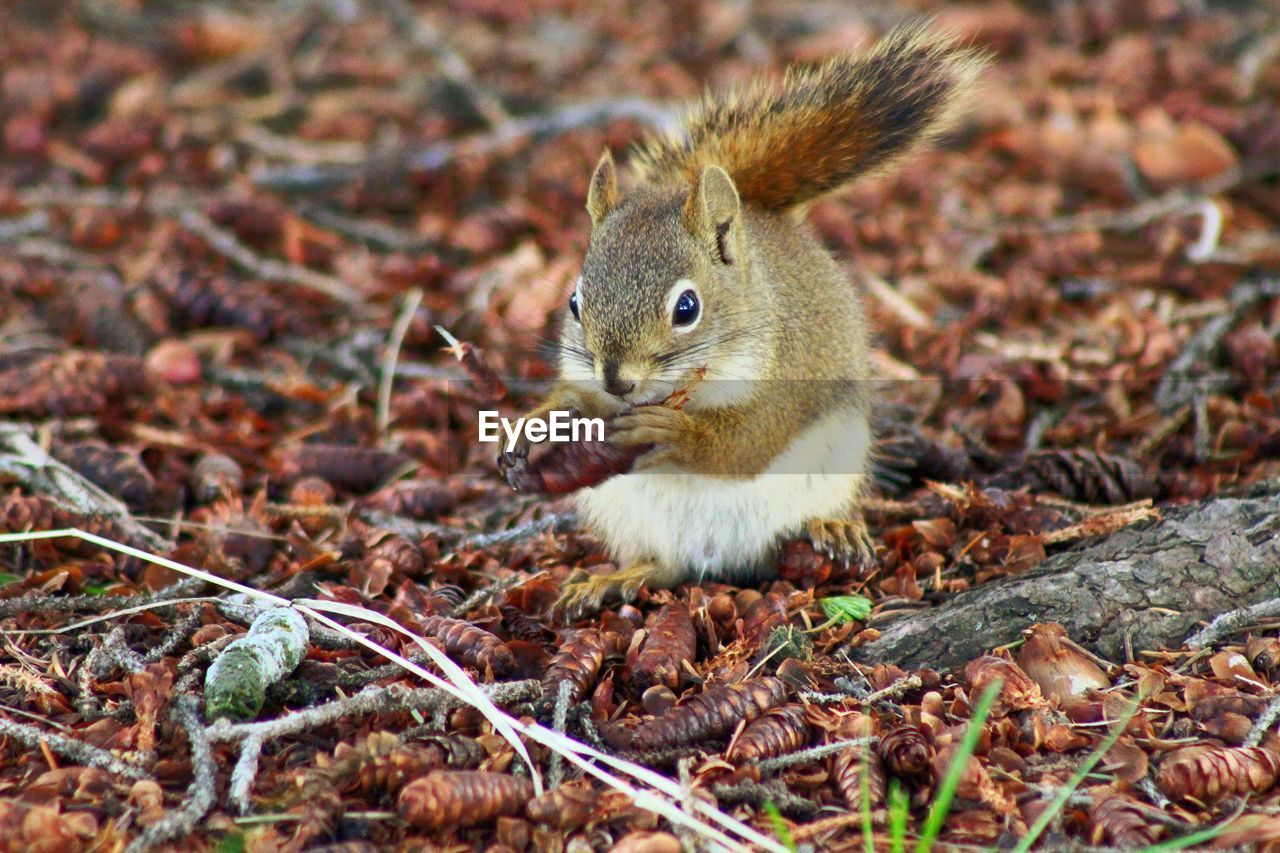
xmin=807 ymin=517 xmax=876 ymax=567
xmin=553 ymin=568 xmax=643 ymax=622
xmin=495 ymin=420 xmax=534 ymax=488
xmin=496 ymin=445 xmax=528 ymax=489
xmin=552 ymin=560 xmax=672 ymax=622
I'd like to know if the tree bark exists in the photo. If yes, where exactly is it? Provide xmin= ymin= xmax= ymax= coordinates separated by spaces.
xmin=853 ymin=484 xmax=1280 ymax=671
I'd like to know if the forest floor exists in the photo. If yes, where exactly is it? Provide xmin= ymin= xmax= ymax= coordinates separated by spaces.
xmin=1 ymin=0 xmax=1279 ymax=850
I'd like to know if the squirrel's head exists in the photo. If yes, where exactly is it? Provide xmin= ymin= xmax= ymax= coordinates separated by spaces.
xmin=558 ymin=150 xmax=769 ymax=409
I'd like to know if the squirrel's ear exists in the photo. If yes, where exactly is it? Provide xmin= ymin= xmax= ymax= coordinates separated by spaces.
xmin=586 ymin=150 xmax=619 ymax=227
xmin=691 ymin=165 xmax=742 ymax=265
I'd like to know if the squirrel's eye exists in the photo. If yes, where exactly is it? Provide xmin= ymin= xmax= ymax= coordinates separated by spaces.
xmin=672 ymin=289 xmax=699 ymax=327
xmin=569 ymin=291 xmax=580 ymax=321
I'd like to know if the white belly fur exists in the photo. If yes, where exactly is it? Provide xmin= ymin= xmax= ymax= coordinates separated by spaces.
xmin=575 ymin=406 xmax=871 ymax=580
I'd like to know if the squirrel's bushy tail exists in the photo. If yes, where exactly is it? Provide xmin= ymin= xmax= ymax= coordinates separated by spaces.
xmin=632 ymin=25 xmax=987 ymax=213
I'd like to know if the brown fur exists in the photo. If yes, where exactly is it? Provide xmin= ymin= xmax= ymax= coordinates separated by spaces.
xmin=632 ymin=25 xmax=987 ymax=213
xmin=510 ymin=27 xmax=986 ymax=618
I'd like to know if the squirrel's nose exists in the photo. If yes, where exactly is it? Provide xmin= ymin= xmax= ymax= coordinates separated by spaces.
xmin=601 ymin=363 xmax=635 ymax=398
xmin=603 ymin=376 xmax=635 ymax=398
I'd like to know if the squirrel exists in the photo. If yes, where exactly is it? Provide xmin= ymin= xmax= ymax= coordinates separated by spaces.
xmin=504 ymin=25 xmax=986 ymax=619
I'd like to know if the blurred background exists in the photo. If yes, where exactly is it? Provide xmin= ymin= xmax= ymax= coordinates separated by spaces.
xmin=3 ymin=7 xmax=1280 ymax=851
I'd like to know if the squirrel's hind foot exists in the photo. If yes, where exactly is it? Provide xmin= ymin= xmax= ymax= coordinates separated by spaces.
xmin=807 ymin=517 xmax=876 ymax=567
xmin=553 ymin=560 xmax=681 ymax=622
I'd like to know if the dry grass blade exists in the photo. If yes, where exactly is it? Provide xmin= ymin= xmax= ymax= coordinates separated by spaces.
xmin=5 ymin=597 xmax=220 ymax=636
xmin=0 ymin=527 xmax=781 ymax=849
xmin=377 ymin=288 xmax=424 ymax=442
xmin=294 ymin=598 xmax=542 ymax=794
xmin=297 ymin=599 xmax=787 ymax=850
xmin=4 ymin=6 xmax=1279 ymax=848
xmin=0 ymin=528 xmax=287 ymax=605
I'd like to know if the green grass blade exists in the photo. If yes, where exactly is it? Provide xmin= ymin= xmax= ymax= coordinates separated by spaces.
xmin=889 ymin=779 xmax=910 ymax=853
xmin=861 ymin=745 xmax=876 ymax=853
xmin=820 ymin=595 xmax=873 ymax=624
xmin=1011 ymin=695 xmax=1142 ymax=853
xmin=763 ymin=801 xmax=797 ymax=853
xmin=915 ymin=678 xmax=1004 ymax=853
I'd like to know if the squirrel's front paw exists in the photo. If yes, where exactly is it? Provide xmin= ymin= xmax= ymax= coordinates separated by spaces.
xmin=553 ymin=560 xmax=685 ymax=621
xmin=807 ymin=517 xmax=877 ymax=567
xmin=495 ymin=417 xmax=536 ymax=487
xmin=553 ymin=566 xmax=649 ymax=622
xmin=610 ymin=405 xmax=700 ymax=470
xmin=496 ymin=444 xmax=527 ymax=489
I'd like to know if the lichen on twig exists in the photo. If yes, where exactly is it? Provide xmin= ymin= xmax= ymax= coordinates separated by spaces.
xmin=205 ymin=607 xmax=310 ymax=721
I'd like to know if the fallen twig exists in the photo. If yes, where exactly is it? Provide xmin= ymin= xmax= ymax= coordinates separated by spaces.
xmin=353 ymin=508 xmax=458 ymax=542
xmin=290 ymin=201 xmax=440 ymax=252
xmin=1039 ymin=503 xmax=1159 ymax=546
xmin=1133 ymin=406 xmax=1193 ymax=459
xmin=756 ymin=738 xmax=875 ymax=774
xmin=991 ymin=160 xmax=1277 ymax=236
xmin=1245 ymin=693 xmax=1280 ymax=748
xmin=863 ymin=675 xmax=923 ymax=705
xmin=0 ymin=714 xmax=152 ymax=781
xmin=143 ymin=609 xmax=207 ymax=664
xmin=85 ymin=626 xmax=147 ymax=678
xmin=11 ymin=187 xmax=362 ymax=305
xmin=548 ymin=679 xmax=574 ymax=789
xmin=0 ymin=210 xmax=51 ymax=241
xmin=712 ymin=779 xmax=817 ymax=816
xmin=126 ymin=696 xmax=216 ymax=852
xmin=174 ymin=633 xmax=239 ymax=695
xmin=175 ymin=209 xmax=359 ymax=304
xmin=455 ymin=511 xmax=578 ymax=551
xmin=1183 ymin=199 xmax=1224 ymax=262
xmin=791 ymin=812 xmax=868 ymax=842
xmin=0 ymin=582 xmax=208 ymax=622
xmin=380 ymin=0 xmax=508 ymax=126
xmin=0 ymin=423 xmax=170 ymax=550
xmin=333 ymin=652 xmax=436 ymax=690
xmin=1187 ymin=598 xmax=1280 ymax=650
xmin=212 ymin=680 xmax=539 ymax=812
xmin=252 ymin=97 xmax=674 ymax=192
xmin=228 ymin=732 xmax=265 ymax=814
xmin=1154 ymin=277 xmax=1279 ymax=413
xmin=206 ymin=681 xmax=540 ymax=745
